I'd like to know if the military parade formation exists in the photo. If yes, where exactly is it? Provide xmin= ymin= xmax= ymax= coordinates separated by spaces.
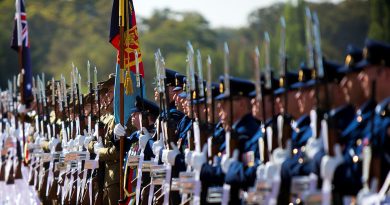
xmin=1 ymin=0 xmax=390 ymax=204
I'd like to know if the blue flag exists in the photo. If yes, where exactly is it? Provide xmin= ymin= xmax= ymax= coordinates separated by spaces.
xmin=113 ymin=64 xmax=144 ymax=125
xmin=11 ymin=0 xmax=33 ymax=107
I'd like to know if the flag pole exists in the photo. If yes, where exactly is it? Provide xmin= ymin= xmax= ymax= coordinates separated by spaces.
xmin=16 ymin=0 xmax=26 ymax=167
xmin=119 ymin=0 xmax=125 ymax=201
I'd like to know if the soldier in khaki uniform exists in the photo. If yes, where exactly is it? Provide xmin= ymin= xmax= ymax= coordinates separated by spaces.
xmin=87 ymin=75 xmax=121 ymax=205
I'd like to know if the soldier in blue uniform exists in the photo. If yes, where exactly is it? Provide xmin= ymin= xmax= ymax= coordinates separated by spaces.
xmin=277 ymin=58 xmax=357 ymax=204
xmin=331 ymin=40 xmax=390 ymax=202
xmin=277 ymin=64 xmax=316 ymax=204
xmin=213 ymin=76 xmax=260 ymax=204
xmin=346 ymin=40 xmax=390 ymax=197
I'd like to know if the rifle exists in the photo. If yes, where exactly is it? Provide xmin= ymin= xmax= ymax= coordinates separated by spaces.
xmin=77 ymin=72 xmax=86 ymax=134
xmin=41 ymin=73 xmax=51 ymax=140
xmin=278 ymin=17 xmax=292 ymax=150
xmin=221 ymin=42 xmax=234 ymax=205
xmin=223 ymin=42 xmax=236 ymax=157
xmin=134 ymin=50 xmax=147 ymax=205
xmin=254 ymin=47 xmax=269 ymax=163
xmin=160 ymin=51 xmax=176 ymax=205
xmin=147 ymin=51 xmax=164 ymax=205
xmin=95 ymin=68 xmax=105 ymax=205
xmin=368 ymin=81 xmax=381 ymax=191
xmin=263 ymin=32 xmax=279 ymax=155
xmin=312 ymin=12 xmax=332 ymax=151
xmin=206 ymin=56 xmax=219 ymax=159
xmin=159 ymin=51 xmax=177 ymax=149
xmin=185 ymin=44 xmax=196 ymax=151
xmin=195 ymin=49 xmax=210 ymax=149
xmin=0 ymin=94 xmax=5 ymax=182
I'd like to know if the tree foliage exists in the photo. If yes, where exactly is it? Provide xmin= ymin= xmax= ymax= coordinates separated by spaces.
xmin=0 ymin=0 xmax=385 ymax=99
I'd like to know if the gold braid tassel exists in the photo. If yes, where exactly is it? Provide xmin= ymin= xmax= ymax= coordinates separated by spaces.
xmin=124 ymin=70 xmax=134 ymax=95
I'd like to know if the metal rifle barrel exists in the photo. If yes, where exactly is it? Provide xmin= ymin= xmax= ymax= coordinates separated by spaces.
xmin=76 ymin=84 xmax=83 ymax=128
xmin=191 ymin=89 xmax=195 ymax=120
xmin=283 ymin=57 xmax=289 ymax=115
xmin=90 ymin=82 xmax=93 ymax=119
xmin=67 ymin=94 xmax=71 ymax=126
xmin=164 ymin=78 xmax=170 ymax=120
xmin=97 ymin=89 xmax=101 ymax=123
xmin=35 ymin=90 xmax=41 ymax=133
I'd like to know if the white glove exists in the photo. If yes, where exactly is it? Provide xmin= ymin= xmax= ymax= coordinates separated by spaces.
xmin=84 ymin=136 xmax=93 ymax=148
xmin=28 ymin=126 xmax=35 ymax=136
xmin=162 ymin=149 xmax=169 ymax=164
xmin=356 ymin=187 xmax=373 ymax=204
xmin=114 ymin=123 xmax=126 ymax=139
xmin=184 ymin=149 xmax=193 ymax=166
xmin=76 ymin=135 xmax=86 ymax=147
xmin=265 ymin=162 xmax=279 ymax=181
xmin=306 ymin=136 xmax=323 ymax=159
xmin=256 ymin=164 xmax=267 ymax=180
xmin=67 ymin=139 xmax=75 ymax=151
xmin=49 ymin=138 xmax=60 ymax=152
xmin=139 ymin=128 xmax=151 ymax=151
xmin=17 ymin=104 xmax=26 ymax=114
xmin=34 ymin=133 xmax=41 ymax=145
xmin=152 ymin=137 xmax=164 ymax=157
xmin=167 ymin=143 xmax=180 ymax=165
xmin=61 ymin=129 xmax=68 ymax=141
xmin=93 ymin=142 xmax=103 ymax=154
xmin=191 ymin=144 xmax=208 ymax=171
xmin=272 ymin=147 xmax=290 ymax=165
xmin=13 ymin=129 xmax=20 ymax=138
xmin=321 ymin=144 xmax=343 ymax=181
xmin=310 ymin=109 xmax=317 ymax=138
xmin=221 ymin=149 xmax=239 ymax=174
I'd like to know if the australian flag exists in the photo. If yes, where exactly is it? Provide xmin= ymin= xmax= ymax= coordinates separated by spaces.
xmin=109 ymin=0 xmax=145 ymax=125
xmin=11 ymin=0 xmax=33 ymax=107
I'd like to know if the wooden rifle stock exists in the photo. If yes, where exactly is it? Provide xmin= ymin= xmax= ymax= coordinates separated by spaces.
xmin=0 ymin=157 xmax=6 ymax=181
xmin=368 ymin=81 xmax=382 ymax=189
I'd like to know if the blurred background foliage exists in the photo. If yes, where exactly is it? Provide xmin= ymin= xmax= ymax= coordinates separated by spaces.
xmin=0 ymin=0 xmax=389 ymax=99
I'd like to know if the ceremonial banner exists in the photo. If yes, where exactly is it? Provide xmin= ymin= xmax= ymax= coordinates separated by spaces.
xmin=109 ymin=0 xmax=145 ymax=125
xmin=11 ymin=0 xmax=33 ymax=106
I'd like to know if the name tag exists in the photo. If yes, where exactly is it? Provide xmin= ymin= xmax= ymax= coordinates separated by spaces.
xmin=84 ymin=160 xmax=99 ymax=169
xmin=142 ymin=161 xmax=152 ymax=172
xmin=127 ymin=155 xmax=140 ymax=167
xmin=65 ymin=152 xmax=78 ymax=162
xmin=41 ymin=153 xmax=52 ymax=162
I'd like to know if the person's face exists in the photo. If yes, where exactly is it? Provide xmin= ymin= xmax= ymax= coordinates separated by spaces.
xmin=295 ymin=88 xmax=314 ymax=115
xmin=180 ymin=97 xmax=187 ymax=115
xmin=358 ymin=66 xmax=378 ymax=99
xmin=131 ymin=112 xmax=141 ymax=130
xmin=217 ymin=100 xmax=230 ymax=129
xmin=340 ymin=72 xmax=365 ymax=105
xmin=93 ymin=100 xmax=99 ymax=115
xmin=275 ymin=95 xmax=284 ymax=114
xmin=287 ymin=90 xmax=299 ymax=117
xmin=195 ymin=103 xmax=206 ymax=122
xmin=154 ymin=87 xmax=159 ymax=102
xmin=84 ymin=105 xmax=91 ymax=117
xmin=251 ymin=98 xmax=261 ymax=120
xmin=168 ymin=86 xmax=175 ymax=103
xmin=173 ymin=90 xmax=183 ymax=111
